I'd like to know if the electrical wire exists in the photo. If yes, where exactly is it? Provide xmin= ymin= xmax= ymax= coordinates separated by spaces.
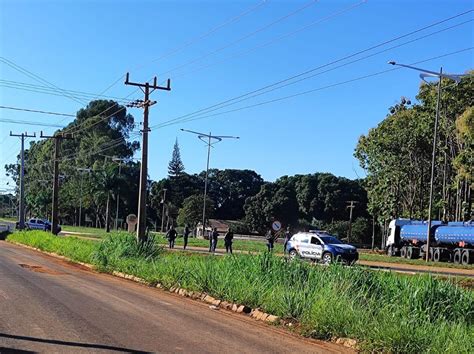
xmin=170 ymin=0 xmax=367 ymax=81
xmin=153 ymin=47 xmax=474 ymax=129
xmin=0 ymin=118 xmax=64 ymax=128
xmin=148 ymin=9 xmax=473 ymax=129
xmin=158 ymin=0 xmax=320 ymax=78
xmin=0 ymin=105 xmax=75 ymax=117
xmin=91 ymin=0 xmax=269 ymax=100
xmin=0 ymin=80 xmax=133 ymax=104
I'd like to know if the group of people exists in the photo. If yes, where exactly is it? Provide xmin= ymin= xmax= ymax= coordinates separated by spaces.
xmin=165 ymin=225 xmax=234 ymax=254
xmin=165 ymin=225 xmax=292 ymax=254
xmin=165 ymin=224 xmax=191 ymax=250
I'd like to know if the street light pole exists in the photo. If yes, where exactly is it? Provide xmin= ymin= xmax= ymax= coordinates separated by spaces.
xmin=387 ymin=61 xmax=464 ymax=261
xmin=181 ymin=129 xmax=239 ymax=237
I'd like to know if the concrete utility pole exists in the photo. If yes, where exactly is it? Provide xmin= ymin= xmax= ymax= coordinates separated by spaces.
xmin=40 ymin=131 xmax=73 ymax=235
xmin=112 ymin=157 xmax=126 ymax=230
xmin=388 ymin=62 xmax=464 ymax=261
xmin=160 ymin=188 xmax=167 ymax=232
xmin=125 ymin=73 xmax=171 ymax=242
xmin=346 ymin=200 xmax=357 ymax=243
xmin=181 ymin=129 xmax=239 ymax=237
xmin=10 ymin=131 xmax=36 ymax=229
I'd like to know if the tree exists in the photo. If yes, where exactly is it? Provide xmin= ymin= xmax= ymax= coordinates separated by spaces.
xmin=5 ymin=100 xmax=139 ymax=225
xmin=168 ymin=138 xmax=185 ymax=177
xmin=201 ymin=169 xmax=264 ymax=220
xmin=177 ymin=195 xmax=215 ymax=227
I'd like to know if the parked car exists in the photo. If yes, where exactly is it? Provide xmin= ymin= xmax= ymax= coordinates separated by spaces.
xmin=25 ymin=218 xmax=61 ymax=233
xmin=286 ymin=231 xmax=358 ymax=265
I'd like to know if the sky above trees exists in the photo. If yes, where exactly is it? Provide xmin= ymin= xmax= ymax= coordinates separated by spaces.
xmin=0 ymin=0 xmax=472 ymax=189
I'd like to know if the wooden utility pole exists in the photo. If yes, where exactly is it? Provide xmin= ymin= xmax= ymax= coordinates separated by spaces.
xmin=346 ymin=200 xmax=358 ymax=243
xmin=10 ymin=131 xmax=36 ymax=229
xmin=40 ymin=132 xmax=73 ymax=235
xmin=124 ymin=73 xmax=171 ymax=242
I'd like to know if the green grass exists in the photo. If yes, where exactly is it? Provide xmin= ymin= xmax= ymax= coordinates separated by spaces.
xmin=359 ymin=252 xmax=474 ymax=270
xmin=153 ymin=234 xmax=270 ymax=253
xmin=7 ymin=230 xmax=474 ymax=353
xmin=0 ymin=217 xmax=16 ymax=223
xmin=61 ymin=225 xmax=110 ymax=238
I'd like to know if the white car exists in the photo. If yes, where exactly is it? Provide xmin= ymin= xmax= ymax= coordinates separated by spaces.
xmin=286 ymin=231 xmax=359 ymax=265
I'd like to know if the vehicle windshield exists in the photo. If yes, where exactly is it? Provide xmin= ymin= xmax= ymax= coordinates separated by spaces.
xmin=319 ymin=236 xmax=343 ymax=244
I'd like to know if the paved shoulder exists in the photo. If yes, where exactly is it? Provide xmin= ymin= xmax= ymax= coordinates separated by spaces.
xmin=0 ymin=241 xmax=350 ymax=353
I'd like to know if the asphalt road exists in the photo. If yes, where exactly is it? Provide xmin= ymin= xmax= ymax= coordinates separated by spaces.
xmin=0 ymin=241 xmax=349 ymax=354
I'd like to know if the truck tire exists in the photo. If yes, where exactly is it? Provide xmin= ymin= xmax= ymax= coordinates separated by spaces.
xmin=400 ymin=246 xmax=407 ymax=258
xmin=433 ymin=248 xmax=441 ymax=263
xmin=406 ymin=247 xmax=413 ymax=259
xmin=461 ymin=250 xmax=471 ymax=265
xmin=453 ymin=249 xmax=462 ymax=264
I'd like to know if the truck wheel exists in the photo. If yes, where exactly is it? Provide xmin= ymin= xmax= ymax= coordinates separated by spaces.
xmin=387 ymin=245 xmax=396 ymax=257
xmin=400 ymin=246 xmax=407 ymax=258
xmin=433 ymin=248 xmax=441 ymax=263
xmin=322 ymin=252 xmax=333 ymax=265
xmin=461 ymin=250 xmax=471 ymax=265
xmin=407 ymin=247 xmax=415 ymax=259
xmin=453 ymin=249 xmax=462 ymax=264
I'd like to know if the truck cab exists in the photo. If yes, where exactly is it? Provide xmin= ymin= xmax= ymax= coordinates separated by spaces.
xmin=385 ymin=218 xmax=411 ymax=255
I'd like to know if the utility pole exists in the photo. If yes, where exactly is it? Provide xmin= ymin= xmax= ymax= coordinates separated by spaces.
xmin=9 ymin=131 xmax=36 ymax=229
xmin=112 ymin=158 xmax=124 ymax=230
xmin=125 ymin=73 xmax=171 ymax=242
xmin=346 ymin=200 xmax=357 ymax=243
xmin=40 ymin=131 xmax=73 ymax=235
xmin=181 ymin=129 xmax=239 ymax=237
xmin=160 ymin=188 xmax=167 ymax=232
xmin=77 ymin=168 xmax=91 ymax=227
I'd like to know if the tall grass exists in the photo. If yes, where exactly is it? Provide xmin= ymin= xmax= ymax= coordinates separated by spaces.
xmin=7 ymin=230 xmax=474 ymax=353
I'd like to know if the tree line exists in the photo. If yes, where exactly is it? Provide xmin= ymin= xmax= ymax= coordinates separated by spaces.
xmin=355 ymin=72 xmax=473 ymax=226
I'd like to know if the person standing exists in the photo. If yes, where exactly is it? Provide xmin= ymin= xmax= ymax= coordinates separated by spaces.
xmin=183 ymin=224 xmax=190 ymax=250
xmin=166 ymin=226 xmax=177 ymax=249
xmin=283 ymin=226 xmax=291 ymax=254
xmin=224 ymin=229 xmax=234 ymax=254
xmin=266 ymin=229 xmax=275 ymax=252
xmin=211 ymin=227 xmax=219 ymax=253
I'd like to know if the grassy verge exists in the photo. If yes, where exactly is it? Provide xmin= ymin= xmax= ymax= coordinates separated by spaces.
xmin=7 ymin=231 xmax=474 ymax=353
xmin=154 ymin=234 xmax=270 ymax=253
xmin=359 ymin=252 xmax=474 ymax=270
xmin=61 ymin=225 xmax=111 ymax=238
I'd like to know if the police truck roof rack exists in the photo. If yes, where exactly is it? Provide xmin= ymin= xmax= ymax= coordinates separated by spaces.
xmin=309 ymin=229 xmax=329 ymax=234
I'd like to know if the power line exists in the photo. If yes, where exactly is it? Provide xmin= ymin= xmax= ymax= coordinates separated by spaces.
xmin=0 ymin=57 xmax=87 ymax=107
xmin=0 ymin=118 xmax=65 ymax=128
xmin=149 ymin=12 xmax=473 ymax=130
xmin=153 ymin=47 xmax=473 ymax=129
xmin=91 ymin=0 xmax=268 ymax=103
xmin=0 ymin=80 xmax=133 ymax=103
xmin=170 ymin=0 xmax=367 ymax=81
xmin=0 ymin=105 xmax=75 ymax=117
xmin=158 ymin=0 xmax=320 ymax=78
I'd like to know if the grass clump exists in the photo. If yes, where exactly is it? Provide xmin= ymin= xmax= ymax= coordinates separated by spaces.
xmin=7 ymin=230 xmax=474 ymax=353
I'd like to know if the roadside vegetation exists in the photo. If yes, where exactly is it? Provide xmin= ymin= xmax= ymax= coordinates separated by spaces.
xmin=7 ymin=230 xmax=474 ymax=353
xmin=359 ymin=252 xmax=474 ymax=270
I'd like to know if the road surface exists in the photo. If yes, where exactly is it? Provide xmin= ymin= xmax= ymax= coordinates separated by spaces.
xmin=0 ymin=241 xmax=349 ymax=353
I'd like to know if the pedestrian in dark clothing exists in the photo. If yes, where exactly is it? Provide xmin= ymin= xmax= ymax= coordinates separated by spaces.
xmin=224 ymin=229 xmax=234 ymax=254
xmin=211 ymin=227 xmax=219 ymax=253
xmin=166 ymin=226 xmax=177 ymax=249
xmin=283 ymin=226 xmax=291 ymax=254
xmin=183 ymin=224 xmax=190 ymax=250
xmin=266 ymin=230 xmax=275 ymax=252
xmin=208 ymin=229 xmax=213 ymax=252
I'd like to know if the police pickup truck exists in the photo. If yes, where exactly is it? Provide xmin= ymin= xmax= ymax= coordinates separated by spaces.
xmin=24 ymin=218 xmax=61 ymax=233
xmin=286 ymin=231 xmax=358 ymax=265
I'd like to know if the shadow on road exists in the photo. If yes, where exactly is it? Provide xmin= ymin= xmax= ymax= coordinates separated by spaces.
xmin=0 ymin=333 xmax=151 ymax=353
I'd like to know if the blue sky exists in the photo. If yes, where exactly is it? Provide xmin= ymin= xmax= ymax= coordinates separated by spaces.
xmin=0 ymin=0 xmax=472 ymax=190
